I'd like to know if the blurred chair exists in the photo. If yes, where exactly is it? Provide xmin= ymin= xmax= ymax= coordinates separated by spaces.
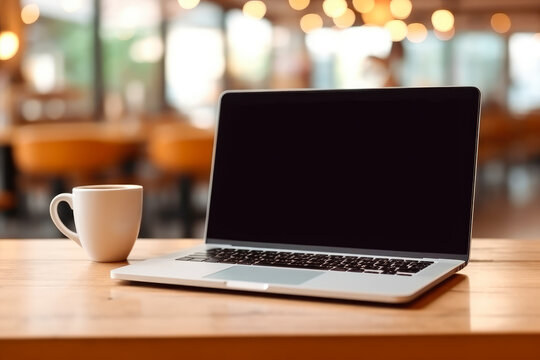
xmin=11 ymin=122 xmax=140 ymax=225
xmin=478 ymin=109 xmax=517 ymax=166
xmin=515 ymin=112 xmax=540 ymax=161
xmin=147 ymin=121 xmax=214 ymax=238
xmin=12 ymin=122 xmax=138 ymax=184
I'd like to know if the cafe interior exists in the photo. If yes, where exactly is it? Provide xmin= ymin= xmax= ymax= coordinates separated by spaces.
xmin=1 ymin=0 xmax=540 ymax=240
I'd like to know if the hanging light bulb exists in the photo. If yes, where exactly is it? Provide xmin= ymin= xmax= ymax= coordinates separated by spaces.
xmin=0 ymin=31 xmax=19 ymax=61
xmin=431 ymin=9 xmax=454 ymax=32
xmin=243 ymin=1 xmax=267 ymax=20
xmin=385 ymin=19 xmax=407 ymax=42
xmin=323 ymin=0 xmax=348 ymax=19
xmin=300 ymin=13 xmax=323 ymax=33
xmin=289 ymin=0 xmax=310 ymax=11
xmin=21 ymin=4 xmax=40 ymax=24
xmin=361 ymin=0 xmax=393 ymax=27
xmin=333 ymin=8 xmax=356 ymax=28
xmin=490 ymin=13 xmax=511 ymax=34
xmin=177 ymin=0 xmax=200 ymax=10
xmin=352 ymin=0 xmax=374 ymax=13
xmin=390 ymin=0 xmax=411 ymax=20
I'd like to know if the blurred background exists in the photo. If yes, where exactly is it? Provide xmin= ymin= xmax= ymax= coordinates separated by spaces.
xmin=0 ymin=0 xmax=540 ymax=239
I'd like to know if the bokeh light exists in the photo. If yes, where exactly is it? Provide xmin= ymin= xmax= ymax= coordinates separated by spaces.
xmin=361 ymin=0 xmax=393 ymax=26
xmin=243 ymin=1 xmax=267 ymax=20
xmin=323 ymin=0 xmax=348 ymax=19
xmin=177 ymin=0 xmax=200 ymax=10
xmin=406 ymin=23 xmax=427 ymax=43
xmin=431 ymin=9 xmax=454 ymax=32
xmin=300 ymin=13 xmax=323 ymax=33
xmin=491 ymin=13 xmax=511 ymax=34
xmin=21 ymin=4 xmax=40 ymax=25
xmin=289 ymin=0 xmax=310 ymax=11
xmin=0 ymin=31 xmax=19 ymax=61
xmin=385 ymin=19 xmax=407 ymax=42
xmin=352 ymin=0 xmax=374 ymax=13
xmin=333 ymin=8 xmax=356 ymax=28
xmin=389 ymin=0 xmax=411 ymax=20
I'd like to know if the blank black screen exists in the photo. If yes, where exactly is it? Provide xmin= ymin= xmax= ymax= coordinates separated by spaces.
xmin=207 ymin=87 xmax=480 ymax=256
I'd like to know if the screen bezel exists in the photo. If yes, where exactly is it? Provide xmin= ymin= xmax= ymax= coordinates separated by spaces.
xmin=204 ymin=87 xmax=481 ymax=262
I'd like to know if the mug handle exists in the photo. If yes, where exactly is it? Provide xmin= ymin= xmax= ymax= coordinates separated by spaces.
xmin=49 ymin=193 xmax=81 ymax=247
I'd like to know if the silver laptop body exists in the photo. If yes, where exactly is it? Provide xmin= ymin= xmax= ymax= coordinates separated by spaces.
xmin=112 ymin=87 xmax=481 ymax=303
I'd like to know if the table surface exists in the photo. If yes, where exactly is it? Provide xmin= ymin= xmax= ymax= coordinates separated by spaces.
xmin=2 ymin=238 xmax=540 ymax=359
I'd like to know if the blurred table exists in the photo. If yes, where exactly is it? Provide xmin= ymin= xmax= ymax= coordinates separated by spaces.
xmin=2 ymin=238 xmax=540 ymax=359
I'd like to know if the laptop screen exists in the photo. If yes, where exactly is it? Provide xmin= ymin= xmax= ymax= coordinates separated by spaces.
xmin=206 ymin=87 xmax=480 ymax=258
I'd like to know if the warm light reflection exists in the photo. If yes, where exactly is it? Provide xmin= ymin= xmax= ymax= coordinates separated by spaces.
xmin=62 ymin=0 xmax=83 ymax=13
xmin=323 ymin=0 xmax=347 ymax=19
xmin=385 ymin=19 xmax=407 ymax=41
xmin=491 ymin=13 xmax=511 ymax=34
xmin=361 ymin=0 xmax=393 ymax=27
xmin=21 ymin=4 xmax=40 ymax=25
xmin=389 ymin=0 xmax=411 ymax=20
xmin=352 ymin=0 xmax=374 ymax=13
xmin=431 ymin=9 xmax=454 ymax=32
xmin=177 ymin=0 xmax=200 ymax=10
xmin=434 ymin=27 xmax=455 ymax=41
xmin=300 ymin=13 xmax=323 ymax=33
xmin=0 ymin=31 xmax=19 ymax=61
xmin=534 ymin=33 xmax=540 ymax=41
xmin=406 ymin=23 xmax=427 ymax=43
xmin=333 ymin=8 xmax=356 ymax=28
xmin=243 ymin=1 xmax=267 ymax=20
xmin=289 ymin=0 xmax=310 ymax=11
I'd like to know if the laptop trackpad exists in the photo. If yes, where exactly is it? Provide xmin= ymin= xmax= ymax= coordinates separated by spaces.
xmin=205 ymin=266 xmax=322 ymax=285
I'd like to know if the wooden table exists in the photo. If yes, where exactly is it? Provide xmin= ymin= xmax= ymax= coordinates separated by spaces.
xmin=2 ymin=238 xmax=540 ymax=360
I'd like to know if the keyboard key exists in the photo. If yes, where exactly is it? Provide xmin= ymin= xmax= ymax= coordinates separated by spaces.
xmin=175 ymin=248 xmax=434 ymax=275
xmin=175 ymin=257 xmax=193 ymax=261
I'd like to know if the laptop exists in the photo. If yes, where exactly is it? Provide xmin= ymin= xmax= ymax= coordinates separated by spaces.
xmin=111 ymin=86 xmax=481 ymax=303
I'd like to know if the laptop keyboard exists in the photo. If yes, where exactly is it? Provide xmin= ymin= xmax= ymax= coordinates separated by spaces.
xmin=176 ymin=248 xmax=434 ymax=276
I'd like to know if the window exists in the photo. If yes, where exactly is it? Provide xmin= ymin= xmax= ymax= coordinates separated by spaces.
xmin=226 ymin=9 xmax=272 ymax=87
xmin=509 ymin=33 xmax=540 ymax=114
xmin=166 ymin=2 xmax=224 ymax=127
xmin=401 ymin=33 xmax=445 ymax=87
xmin=101 ymin=0 xmax=163 ymax=118
xmin=20 ymin=0 xmax=93 ymax=122
xmin=452 ymin=32 xmax=505 ymax=103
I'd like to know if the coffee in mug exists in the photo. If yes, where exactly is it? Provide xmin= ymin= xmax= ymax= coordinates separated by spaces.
xmin=49 ymin=184 xmax=143 ymax=262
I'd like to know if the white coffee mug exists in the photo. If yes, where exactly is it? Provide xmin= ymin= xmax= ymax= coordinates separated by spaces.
xmin=50 ymin=185 xmax=143 ymax=262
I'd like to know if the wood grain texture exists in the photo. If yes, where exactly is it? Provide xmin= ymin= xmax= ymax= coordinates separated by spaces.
xmin=1 ymin=238 xmax=540 ymax=359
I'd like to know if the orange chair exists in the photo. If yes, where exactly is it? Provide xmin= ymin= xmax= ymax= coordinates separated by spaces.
xmin=147 ymin=122 xmax=214 ymax=237
xmin=12 ymin=122 xmax=138 ymax=184
xmin=11 ymin=123 xmax=140 ymax=227
xmin=477 ymin=111 xmax=517 ymax=165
